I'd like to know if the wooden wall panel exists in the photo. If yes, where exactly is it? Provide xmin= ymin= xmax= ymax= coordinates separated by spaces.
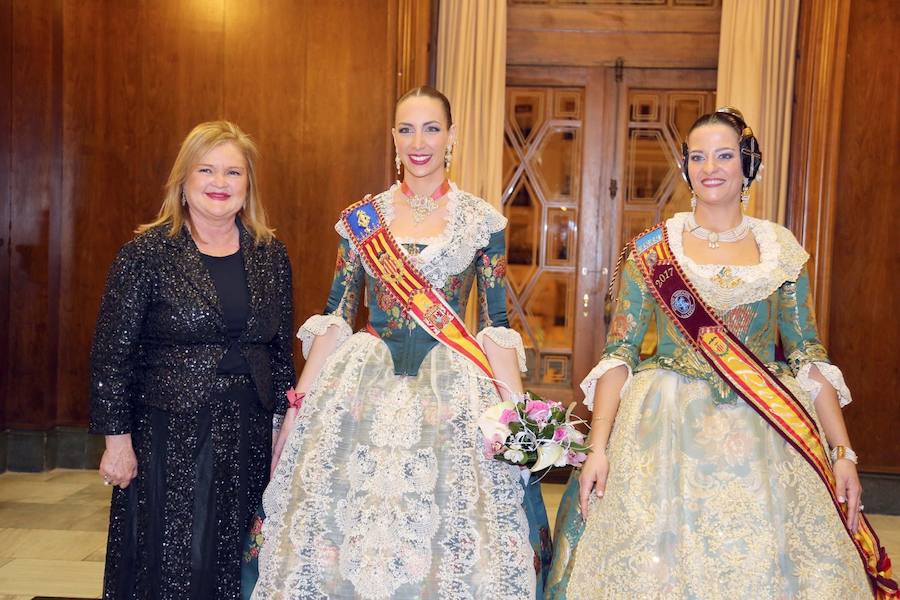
xmin=222 ymin=0 xmax=395 ymax=345
xmin=785 ymin=0 xmax=850 ymax=346
xmin=3 ymin=1 xmax=408 ymax=433
xmin=0 ymin=0 xmax=12 ymax=429
xmin=827 ymin=0 xmax=900 ymax=472
xmin=507 ymin=5 xmax=720 ymax=68
xmin=6 ymin=0 xmax=62 ymax=430
xmin=55 ymin=0 xmax=228 ymax=426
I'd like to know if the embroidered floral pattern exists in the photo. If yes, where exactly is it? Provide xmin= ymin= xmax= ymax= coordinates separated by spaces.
xmin=243 ymin=513 xmax=265 ymax=563
xmin=478 ymin=253 xmax=507 ymax=289
xmin=609 ymin=313 xmax=638 ymax=342
xmin=566 ymin=370 xmax=871 ymax=598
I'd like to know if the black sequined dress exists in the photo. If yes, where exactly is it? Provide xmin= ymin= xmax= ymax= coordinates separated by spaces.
xmin=90 ymin=222 xmax=295 ymax=600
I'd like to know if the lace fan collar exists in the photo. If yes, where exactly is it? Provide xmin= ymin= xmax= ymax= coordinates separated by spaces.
xmin=662 ymin=212 xmax=809 ymax=310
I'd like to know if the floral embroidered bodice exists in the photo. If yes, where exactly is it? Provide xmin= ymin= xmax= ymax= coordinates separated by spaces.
xmin=601 ymin=213 xmax=842 ymax=405
xmin=322 ymin=183 xmax=511 ymax=376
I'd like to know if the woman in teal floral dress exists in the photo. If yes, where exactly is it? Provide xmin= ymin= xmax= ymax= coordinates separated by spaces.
xmin=550 ymin=108 xmax=884 ymax=599
xmin=243 ymin=87 xmax=548 ymax=599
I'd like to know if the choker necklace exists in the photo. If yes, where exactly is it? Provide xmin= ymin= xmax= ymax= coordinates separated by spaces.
xmin=685 ymin=214 xmax=751 ymax=249
xmin=400 ymin=179 xmax=451 ymax=224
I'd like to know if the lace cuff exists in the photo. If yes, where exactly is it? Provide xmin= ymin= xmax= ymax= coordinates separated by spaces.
xmin=796 ymin=361 xmax=853 ymax=408
xmin=477 ymin=326 xmax=527 ymax=373
xmin=580 ymin=359 xmax=632 ymax=411
xmin=296 ymin=314 xmax=352 ymax=359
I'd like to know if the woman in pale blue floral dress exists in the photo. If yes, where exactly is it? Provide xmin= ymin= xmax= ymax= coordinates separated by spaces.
xmin=243 ymin=87 xmax=549 ymax=599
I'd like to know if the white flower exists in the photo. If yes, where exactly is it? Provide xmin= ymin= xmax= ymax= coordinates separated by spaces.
xmin=478 ymin=400 xmax=516 ymax=444
xmin=531 ymin=443 xmax=566 ymax=472
xmin=503 ymin=448 xmax=526 ymax=464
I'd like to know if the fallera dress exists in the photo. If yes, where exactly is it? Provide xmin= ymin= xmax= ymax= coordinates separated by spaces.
xmin=247 ymin=183 xmax=548 ymax=599
xmin=552 ymin=213 xmax=872 ymax=599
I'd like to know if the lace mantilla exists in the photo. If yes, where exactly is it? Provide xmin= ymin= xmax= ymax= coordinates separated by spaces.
xmin=476 ymin=326 xmax=527 ymax=373
xmin=296 ymin=314 xmax=352 ymax=359
xmin=665 ymin=212 xmax=809 ymax=312
xmin=335 ymin=182 xmax=507 ymax=289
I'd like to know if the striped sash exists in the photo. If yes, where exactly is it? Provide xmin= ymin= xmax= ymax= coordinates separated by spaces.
xmin=340 ymin=197 xmax=495 ymax=379
xmin=630 ymin=223 xmax=896 ymax=598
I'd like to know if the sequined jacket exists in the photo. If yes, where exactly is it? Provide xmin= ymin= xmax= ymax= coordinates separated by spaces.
xmin=89 ymin=221 xmax=295 ymax=435
xmin=582 ymin=213 xmax=852 ymax=408
xmin=298 ymin=184 xmax=528 ymax=377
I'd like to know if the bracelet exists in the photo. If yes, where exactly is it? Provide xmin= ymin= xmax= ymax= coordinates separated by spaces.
xmin=830 ymin=445 xmax=858 ymax=465
xmin=286 ymin=389 xmax=306 ymax=409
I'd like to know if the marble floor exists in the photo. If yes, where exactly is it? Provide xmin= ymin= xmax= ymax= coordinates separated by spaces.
xmin=0 ymin=469 xmax=897 ymax=598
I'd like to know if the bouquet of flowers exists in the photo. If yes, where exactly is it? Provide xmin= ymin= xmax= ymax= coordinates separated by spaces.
xmin=478 ymin=392 xmax=590 ymax=473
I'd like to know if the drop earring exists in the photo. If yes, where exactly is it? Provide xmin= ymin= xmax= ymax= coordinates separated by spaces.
xmin=181 ymin=189 xmax=187 ymax=206
xmin=444 ymin=144 xmax=453 ymax=171
xmin=690 ymin=191 xmax=697 ymax=211
xmin=395 ymin=152 xmax=402 ymax=177
xmin=740 ymin=185 xmax=750 ymax=209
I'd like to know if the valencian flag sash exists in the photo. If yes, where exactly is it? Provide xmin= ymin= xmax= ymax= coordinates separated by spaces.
xmin=630 ymin=223 xmax=897 ymax=599
xmin=340 ymin=195 xmax=496 ymax=381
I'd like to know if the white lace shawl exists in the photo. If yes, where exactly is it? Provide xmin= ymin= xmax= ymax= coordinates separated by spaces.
xmin=334 ymin=182 xmax=507 ymax=290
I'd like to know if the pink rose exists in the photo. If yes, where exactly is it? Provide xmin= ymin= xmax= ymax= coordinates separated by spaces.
xmin=552 ymin=427 xmax=568 ymax=442
xmin=525 ymin=400 xmax=551 ymax=422
xmin=499 ymin=408 xmax=519 ymax=425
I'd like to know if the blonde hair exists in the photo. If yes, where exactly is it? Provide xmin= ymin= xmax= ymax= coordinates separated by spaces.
xmin=137 ymin=121 xmax=275 ymax=244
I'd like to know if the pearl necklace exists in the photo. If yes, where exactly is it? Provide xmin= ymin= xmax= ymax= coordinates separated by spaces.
xmin=400 ymin=179 xmax=451 ymax=224
xmin=685 ymin=214 xmax=751 ymax=249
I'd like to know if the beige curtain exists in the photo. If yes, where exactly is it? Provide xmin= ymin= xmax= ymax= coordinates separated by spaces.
xmin=716 ymin=0 xmax=799 ymax=223
xmin=436 ymin=0 xmax=507 ymax=210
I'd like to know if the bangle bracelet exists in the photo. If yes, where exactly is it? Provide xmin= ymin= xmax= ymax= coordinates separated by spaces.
xmin=830 ymin=445 xmax=858 ymax=465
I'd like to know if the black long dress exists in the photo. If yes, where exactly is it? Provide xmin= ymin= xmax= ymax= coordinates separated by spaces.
xmin=92 ymin=224 xmax=294 ymax=600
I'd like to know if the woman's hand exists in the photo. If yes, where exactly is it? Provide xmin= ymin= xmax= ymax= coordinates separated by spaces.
xmin=578 ymin=449 xmax=609 ymax=519
xmin=834 ymin=458 xmax=863 ymax=533
xmin=270 ymin=407 xmax=298 ymax=477
xmin=99 ymin=434 xmax=138 ymax=489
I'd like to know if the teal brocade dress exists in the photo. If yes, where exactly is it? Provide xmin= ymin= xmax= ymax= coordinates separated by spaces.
xmin=549 ymin=213 xmax=871 ymax=599
xmin=242 ymin=183 xmax=550 ymax=599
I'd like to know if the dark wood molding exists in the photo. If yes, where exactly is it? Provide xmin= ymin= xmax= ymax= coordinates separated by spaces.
xmin=785 ymin=0 xmax=851 ymax=345
xmin=507 ymin=4 xmax=720 ymax=69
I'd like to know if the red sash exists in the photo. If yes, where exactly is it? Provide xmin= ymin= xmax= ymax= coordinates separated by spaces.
xmin=630 ymin=223 xmax=896 ymax=598
xmin=340 ymin=196 xmax=496 ymax=380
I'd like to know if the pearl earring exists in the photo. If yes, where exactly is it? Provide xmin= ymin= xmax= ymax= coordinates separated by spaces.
xmin=444 ymin=145 xmax=453 ymax=170
xmin=395 ymin=153 xmax=401 ymax=177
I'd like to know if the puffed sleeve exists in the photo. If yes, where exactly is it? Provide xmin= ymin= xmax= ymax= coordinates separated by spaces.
xmin=296 ymin=237 xmax=364 ymax=359
xmin=580 ymin=253 xmax=654 ymax=410
xmin=89 ymin=241 xmax=153 ymax=435
xmin=474 ymin=229 xmax=528 ymax=372
xmin=269 ymin=242 xmax=297 ymax=415
xmin=778 ymin=265 xmax=852 ymax=406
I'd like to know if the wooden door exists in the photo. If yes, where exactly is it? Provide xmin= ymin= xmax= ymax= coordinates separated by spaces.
xmin=504 ymin=66 xmax=716 ymax=406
